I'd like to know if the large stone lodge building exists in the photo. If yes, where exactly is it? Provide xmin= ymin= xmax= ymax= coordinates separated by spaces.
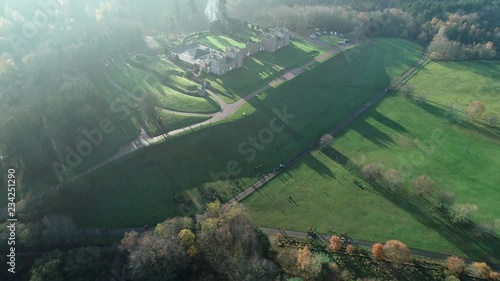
xmin=169 ymin=27 xmax=291 ymax=76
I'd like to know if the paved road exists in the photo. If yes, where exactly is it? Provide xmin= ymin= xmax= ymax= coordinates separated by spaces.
xmin=259 ymin=227 xmax=500 ymax=271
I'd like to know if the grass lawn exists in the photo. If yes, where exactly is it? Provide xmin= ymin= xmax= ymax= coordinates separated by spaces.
xmin=144 ymin=109 xmax=211 ymax=137
xmin=33 ymin=38 xmax=424 ymax=230
xmin=167 ymin=75 xmax=200 ymax=92
xmin=148 ymin=55 xmax=185 ymax=75
xmin=107 ymin=58 xmax=220 ymax=114
xmin=206 ymin=39 xmax=328 ymax=103
xmin=197 ymin=34 xmax=247 ymax=51
xmin=408 ymin=60 xmax=500 ymax=115
xmin=156 ymin=85 xmax=219 ymax=113
xmin=243 ymin=94 xmax=500 ymax=261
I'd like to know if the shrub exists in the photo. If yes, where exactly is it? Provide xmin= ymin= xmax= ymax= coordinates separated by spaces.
xmin=297 ymin=247 xmax=312 ymax=270
xmin=446 ymin=256 xmax=465 ymax=275
xmin=450 ymin=203 xmax=478 ymax=224
xmin=383 ymin=240 xmax=411 ymax=263
xmin=490 ymin=271 xmax=500 ymax=281
xmin=382 ymin=169 xmax=404 ymax=190
xmin=346 ymin=245 xmax=355 ymax=254
xmin=178 ymin=229 xmax=197 ymax=257
xmin=329 ymin=236 xmax=342 ymax=252
xmin=470 ymin=262 xmax=491 ymax=279
xmin=466 ymin=101 xmax=485 ymax=119
xmin=319 ymin=134 xmax=334 ymax=151
xmin=361 ymin=163 xmax=384 ymax=180
xmin=412 ymin=175 xmax=435 ymax=196
xmin=371 ymin=243 xmax=385 ymax=260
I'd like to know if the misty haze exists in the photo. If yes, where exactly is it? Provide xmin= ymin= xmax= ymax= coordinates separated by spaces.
xmin=0 ymin=0 xmax=499 ymax=280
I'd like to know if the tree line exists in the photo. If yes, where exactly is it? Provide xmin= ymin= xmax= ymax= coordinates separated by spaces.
xmin=229 ymin=0 xmax=499 ymax=60
xmin=11 ymin=201 xmax=500 ymax=281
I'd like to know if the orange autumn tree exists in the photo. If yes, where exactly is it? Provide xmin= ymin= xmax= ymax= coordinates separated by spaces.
xmin=471 ymin=262 xmax=491 ymax=279
xmin=346 ymin=244 xmax=355 ymax=254
xmin=329 ymin=236 xmax=342 ymax=252
xmin=466 ymin=101 xmax=485 ymax=119
xmin=446 ymin=256 xmax=465 ymax=275
xmin=297 ymin=247 xmax=312 ymax=270
xmin=383 ymin=240 xmax=411 ymax=263
xmin=371 ymin=243 xmax=385 ymax=259
xmin=490 ymin=271 xmax=500 ymax=281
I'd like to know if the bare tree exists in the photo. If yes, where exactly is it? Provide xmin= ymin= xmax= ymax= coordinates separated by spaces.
xmin=319 ymin=134 xmax=334 ymax=151
xmin=412 ymin=175 xmax=435 ymax=196
xmin=466 ymin=101 xmax=485 ymax=120
xmin=120 ymin=217 xmax=193 ymax=281
xmin=360 ymin=163 xmax=384 ymax=180
xmin=446 ymin=256 xmax=465 ymax=275
xmin=197 ymin=202 xmax=279 ymax=280
xmin=450 ymin=203 xmax=478 ymax=223
xmin=382 ymin=169 xmax=404 ymax=190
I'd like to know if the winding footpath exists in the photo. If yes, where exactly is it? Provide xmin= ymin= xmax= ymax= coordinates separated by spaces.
xmin=0 ymin=48 xmax=336 ymax=220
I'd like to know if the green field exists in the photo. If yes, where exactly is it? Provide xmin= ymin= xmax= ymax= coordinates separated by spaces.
xmin=206 ymin=39 xmax=328 ymax=102
xmin=37 ymin=38 xmax=425 ymax=229
xmin=243 ymin=76 xmax=500 ymax=261
xmin=408 ymin=61 xmax=500 ymax=115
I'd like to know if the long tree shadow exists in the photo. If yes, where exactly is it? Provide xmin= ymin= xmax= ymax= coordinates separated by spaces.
xmin=363 ymin=175 xmax=500 ymax=263
xmin=353 ymin=119 xmax=395 ymax=148
xmin=417 ymin=101 xmax=500 ymax=139
xmin=370 ymin=110 xmax=410 ymax=135
xmin=321 ymin=147 xmax=500 ymax=263
xmin=303 ymin=154 xmax=336 ymax=179
xmin=321 ymin=146 xmax=350 ymax=166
